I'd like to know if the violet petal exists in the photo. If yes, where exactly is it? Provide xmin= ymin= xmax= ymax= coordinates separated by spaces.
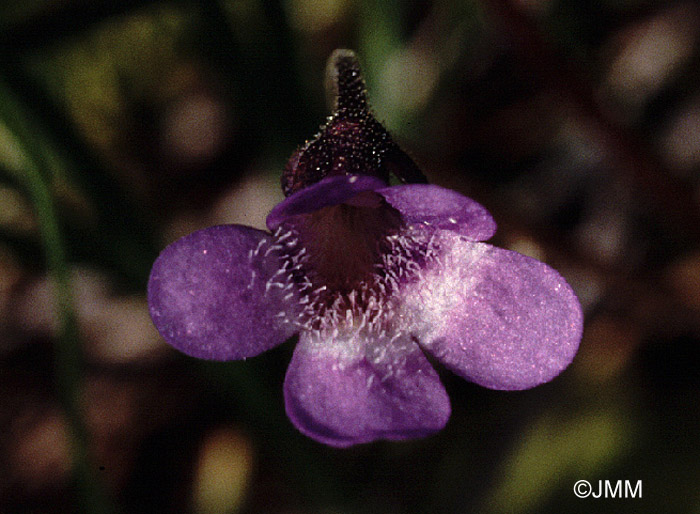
xmin=406 ymin=233 xmax=582 ymax=390
xmin=378 ymin=184 xmax=497 ymax=241
xmin=148 ymin=225 xmax=298 ymax=360
xmin=284 ymin=331 xmax=451 ymax=447
xmin=267 ymin=174 xmax=387 ymax=230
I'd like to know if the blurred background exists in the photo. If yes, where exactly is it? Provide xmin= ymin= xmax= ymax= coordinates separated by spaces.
xmin=1 ymin=0 xmax=699 ymax=512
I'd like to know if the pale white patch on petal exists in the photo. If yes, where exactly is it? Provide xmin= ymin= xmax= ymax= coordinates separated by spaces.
xmin=399 ymin=230 xmax=489 ymax=342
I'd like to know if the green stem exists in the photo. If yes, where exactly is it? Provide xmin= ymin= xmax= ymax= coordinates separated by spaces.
xmin=0 ymin=61 xmax=159 ymax=290
xmin=0 ymin=78 xmax=116 ymax=514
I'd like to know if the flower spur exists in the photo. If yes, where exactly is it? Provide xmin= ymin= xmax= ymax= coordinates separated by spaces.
xmin=148 ymin=50 xmax=583 ymax=447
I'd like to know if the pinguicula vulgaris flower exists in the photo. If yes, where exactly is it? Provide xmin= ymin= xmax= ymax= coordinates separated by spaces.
xmin=148 ymin=49 xmax=583 ymax=447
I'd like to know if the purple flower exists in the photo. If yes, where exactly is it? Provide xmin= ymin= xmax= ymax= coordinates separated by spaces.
xmin=148 ymin=50 xmax=582 ymax=447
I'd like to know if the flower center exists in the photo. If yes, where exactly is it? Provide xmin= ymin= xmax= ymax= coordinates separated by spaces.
xmin=272 ymin=193 xmax=438 ymax=335
xmin=295 ymin=194 xmax=402 ymax=292
xmin=269 ymin=200 xmax=443 ymax=343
